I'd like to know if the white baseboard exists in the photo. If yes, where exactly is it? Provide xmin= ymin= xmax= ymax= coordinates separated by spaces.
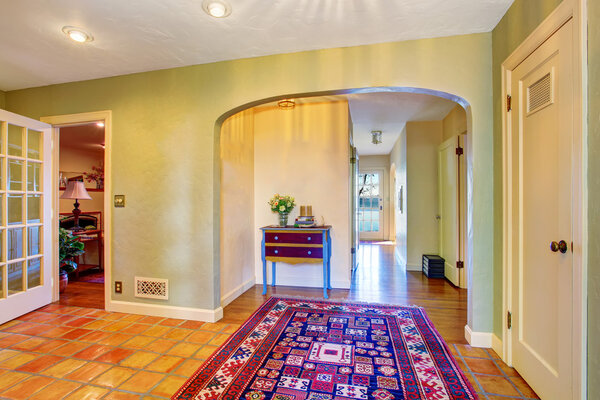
xmin=491 ymin=333 xmax=503 ymax=358
xmin=464 ymin=324 xmax=492 ymax=348
xmin=107 ymin=300 xmax=223 ymax=323
xmin=406 ymin=264 xmax=421 ymax=271
xmin=221 ymin=277 xmax=255 ymax=307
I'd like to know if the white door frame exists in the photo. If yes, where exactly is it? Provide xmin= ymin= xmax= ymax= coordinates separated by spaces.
xmin=501 ymin=0 xmax=586 ymax=397
xmin=41 ymin=111 xmax=112 ymax=310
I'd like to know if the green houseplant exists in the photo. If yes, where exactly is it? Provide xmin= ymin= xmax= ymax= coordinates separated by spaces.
xmin=59 ymin=227 xmax=85 ymax=293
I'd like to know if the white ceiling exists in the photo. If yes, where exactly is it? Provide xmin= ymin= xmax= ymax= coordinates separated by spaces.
xmin=0 ymin=0 xmax=513 ymax=91
xmin=348 ymin=92 xmax=458 ymax=156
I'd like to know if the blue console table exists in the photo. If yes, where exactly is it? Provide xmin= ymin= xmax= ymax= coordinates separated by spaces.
xmin=260 ymin=226 xmax=332 ymax=298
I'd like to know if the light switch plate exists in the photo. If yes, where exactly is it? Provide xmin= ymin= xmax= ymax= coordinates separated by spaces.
xmin=114 ymin=195 xmax=125 ymax=207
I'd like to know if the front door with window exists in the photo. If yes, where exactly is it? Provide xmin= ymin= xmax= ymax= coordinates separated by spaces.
xmin=0 ymin=110 xmax=52 ymax=324
xmin=358 ymin=171 xmax=383 ymax=241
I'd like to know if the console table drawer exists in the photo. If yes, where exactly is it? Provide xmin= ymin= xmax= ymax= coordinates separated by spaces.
xmin=265 ymin=246 xmax=323 ymax=259
xmin=265 ymin=232 xmax=323 ymax=244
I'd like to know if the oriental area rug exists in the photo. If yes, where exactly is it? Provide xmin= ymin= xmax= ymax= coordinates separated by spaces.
xmin=173 ymin=296 xmax=478 ymax=400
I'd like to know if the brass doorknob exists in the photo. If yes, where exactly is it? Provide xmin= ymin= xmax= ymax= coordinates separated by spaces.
xmin=550 ymin=240 xmax=568 ymax=254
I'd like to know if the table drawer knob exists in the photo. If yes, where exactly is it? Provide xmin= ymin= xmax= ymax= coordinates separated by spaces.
xmin=308 ymin=237 xmax=311 ymax=241
xmin=274 ymin=236 xmax=278 ymax=240
xmin=274 ymin=250 xmax=279 ymax=254
xmin=308 ymin=250 xmax=312 ymax=255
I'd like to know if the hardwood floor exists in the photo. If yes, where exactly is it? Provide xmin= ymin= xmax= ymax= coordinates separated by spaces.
xmin=59 ymin=242 xmax=466 ymax=342
xmin=59 ymin=281 xmax=104 ymax=309
xmin=222 ymin=241 xmax=468 ymax=344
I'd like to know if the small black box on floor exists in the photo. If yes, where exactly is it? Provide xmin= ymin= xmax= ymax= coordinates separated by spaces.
xmin=423 ymin=254 xmax=445 ymax=278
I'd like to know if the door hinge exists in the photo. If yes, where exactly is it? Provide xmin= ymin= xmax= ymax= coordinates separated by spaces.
xmin=507 ymin=311 xmax=512 ymax=330
xmin=456 ymin=260 xmax=464 ymax=269
xmin=455 ymin=146 xmax=463 ymax=156
xmin=506 ymin=95 xmax=512 ymax=112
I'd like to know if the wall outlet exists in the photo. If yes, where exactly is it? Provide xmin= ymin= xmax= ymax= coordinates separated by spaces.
xmin=115 ymin=281 xmax=122 ymax=293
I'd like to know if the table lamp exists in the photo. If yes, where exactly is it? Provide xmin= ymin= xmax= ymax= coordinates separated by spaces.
xmin=60 ymin=181 xmax=92 ymax=230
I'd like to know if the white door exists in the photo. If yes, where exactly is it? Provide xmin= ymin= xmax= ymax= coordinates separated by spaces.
xmin=510 ymin=20 xmax=573 ymax=399
xmin=0 ymin=110 xmax=52 ymax=325
xmin=438 ymin=134 xmax=465 ymax=287
xmin=358 ymin=171 xmax=384 ymax=241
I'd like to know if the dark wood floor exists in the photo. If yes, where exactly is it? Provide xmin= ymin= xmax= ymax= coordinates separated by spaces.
xmin=61 ymin=241 xmax=468 ymax=344
xmin=222 ymin=242 xmax=467 ymax=344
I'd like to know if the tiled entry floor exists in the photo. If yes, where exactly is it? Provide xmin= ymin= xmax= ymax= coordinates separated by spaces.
xmin=0 ymin=303 xmax=538 ymax=399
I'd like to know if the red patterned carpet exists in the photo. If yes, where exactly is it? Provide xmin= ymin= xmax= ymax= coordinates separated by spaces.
xmin=174 ymin=296 xmax=477 ymax=400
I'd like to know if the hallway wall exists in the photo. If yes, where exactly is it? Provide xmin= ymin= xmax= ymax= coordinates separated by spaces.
xmin=406 ymin=121 xmax=443 ymax=269
xmin=586 ymin=0 xmax=600 ymax=395
xmin=254 ymin=101 xmax=351 ymax=289
xmin=491 ymin=0 xmax=564 ymax=339
xmin=220 ymin=109 xmax=256 ymax=306
xmin=389 ymin=127 xmax=407 ymax=266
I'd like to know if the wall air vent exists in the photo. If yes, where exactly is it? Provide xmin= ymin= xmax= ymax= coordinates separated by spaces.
xmin=134 ymin=277 xmax=168 ymax=300
xmin=527 ymin=71 xmax=554 ymax=115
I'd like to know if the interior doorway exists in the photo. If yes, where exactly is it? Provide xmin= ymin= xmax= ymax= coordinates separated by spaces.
xmin=57 ymin=122 xmax=105 ymax=309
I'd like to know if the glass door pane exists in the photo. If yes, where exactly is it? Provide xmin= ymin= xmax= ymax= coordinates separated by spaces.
xmin=358 ymin=172 xmax=383 ymax=237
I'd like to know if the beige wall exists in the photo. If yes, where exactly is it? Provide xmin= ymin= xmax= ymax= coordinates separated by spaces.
xmin=5 ymin=33 xmax=494 ymax=330
xmin=491 ymin=0 xmax=563 ymax=337
xmin=587 ymin=0 xmax=600 ymax=395
xmin=358 ymin=155 xmax=391 ymax=240
xmin=254 ymin=101 xmax=351 ymax=288
xmin=442 ymin=104 xmax=467 ymax=141
xmin=59 ymin=146 xmax=104 ymax=215
xmin=220 ymin=109 xmax=255 ymax=306
xmin=389 ymin=127 xmax=407 ymax=265
xmin=406 ymin=121 xmax=443 ymax=268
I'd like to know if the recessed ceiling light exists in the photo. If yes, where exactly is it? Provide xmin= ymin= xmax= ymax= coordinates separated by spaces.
xmin=62 ymin=26 xmax=93 ymax=43
xmin=96 ymin=122 xmax=105 ymax=127
xmin=202 ymin=0 xmax=232 ymax=18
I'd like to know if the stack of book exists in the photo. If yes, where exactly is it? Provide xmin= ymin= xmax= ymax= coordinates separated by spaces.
xmin=295 ymin=205 xmax=316 ymax=227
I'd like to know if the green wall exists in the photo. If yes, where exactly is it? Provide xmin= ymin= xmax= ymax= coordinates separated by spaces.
xmin=5 ymin=33 xmax=495 ymax=330
xmin=587 ymin=0 xmax=599 ymax=396
xmin=491 ymin=0 xmax=563 ymax=338
xmin=0 ymin=90 xmax=5 ymax=109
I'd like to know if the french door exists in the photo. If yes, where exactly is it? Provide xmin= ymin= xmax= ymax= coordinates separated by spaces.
xmin=0 ymin=109 xmax=52 ymax=324
xmin=358 ymin=170 xmax=383 ymax=241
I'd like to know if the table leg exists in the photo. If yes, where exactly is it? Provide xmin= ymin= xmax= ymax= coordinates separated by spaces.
xmin=272 ymin=262 xmax=277 ymax=287
xmin=327 ymin=235 xmax=332 ymax=289
xmin=261 ymin=234 xmax=267 ymax=295
xmin=322 ymin=230 xmax=328 ymax=299
xmin=262 ymin=258 xmax=267 ymax=295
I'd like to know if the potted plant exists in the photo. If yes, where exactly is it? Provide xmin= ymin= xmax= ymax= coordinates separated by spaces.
xmin=59 ymin=227 xmax=85 ymax=293
xmin=268 ymin=194 xmax=296 ymax=226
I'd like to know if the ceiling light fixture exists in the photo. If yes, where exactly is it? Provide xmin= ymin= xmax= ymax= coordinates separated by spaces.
xmin=202 ymin=0 xmax=232 ymax=18
xmin=62 ymin=26 xmax=94 ymax=43
xmin=96 ymin=122 xmax=105 ymax=127
xmin=371 ymin=130 xmax=382 ymax=145
xmin=278 ymin=99 xmax=295 ymax=110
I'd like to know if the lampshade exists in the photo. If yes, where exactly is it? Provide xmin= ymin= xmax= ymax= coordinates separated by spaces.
xmin=60 ymin=181 xmax=92 ymax=200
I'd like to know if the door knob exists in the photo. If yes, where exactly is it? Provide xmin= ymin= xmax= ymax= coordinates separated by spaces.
xmin=550 ymin=240 xmax=568 ymax=254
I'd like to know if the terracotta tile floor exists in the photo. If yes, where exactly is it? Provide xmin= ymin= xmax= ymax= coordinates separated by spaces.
xmin=0 ymin=302 xmax=539 ymax=399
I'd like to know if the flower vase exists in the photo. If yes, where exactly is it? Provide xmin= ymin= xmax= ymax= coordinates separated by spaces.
xmin=279 ymin=212 xmax=289 ymax=227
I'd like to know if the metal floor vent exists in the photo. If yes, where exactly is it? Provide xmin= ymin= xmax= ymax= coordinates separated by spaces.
xmin=135 ymin=277 xmax=168 ymax=300
xmin=527 ymin=71 xmax=553 ymax=115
